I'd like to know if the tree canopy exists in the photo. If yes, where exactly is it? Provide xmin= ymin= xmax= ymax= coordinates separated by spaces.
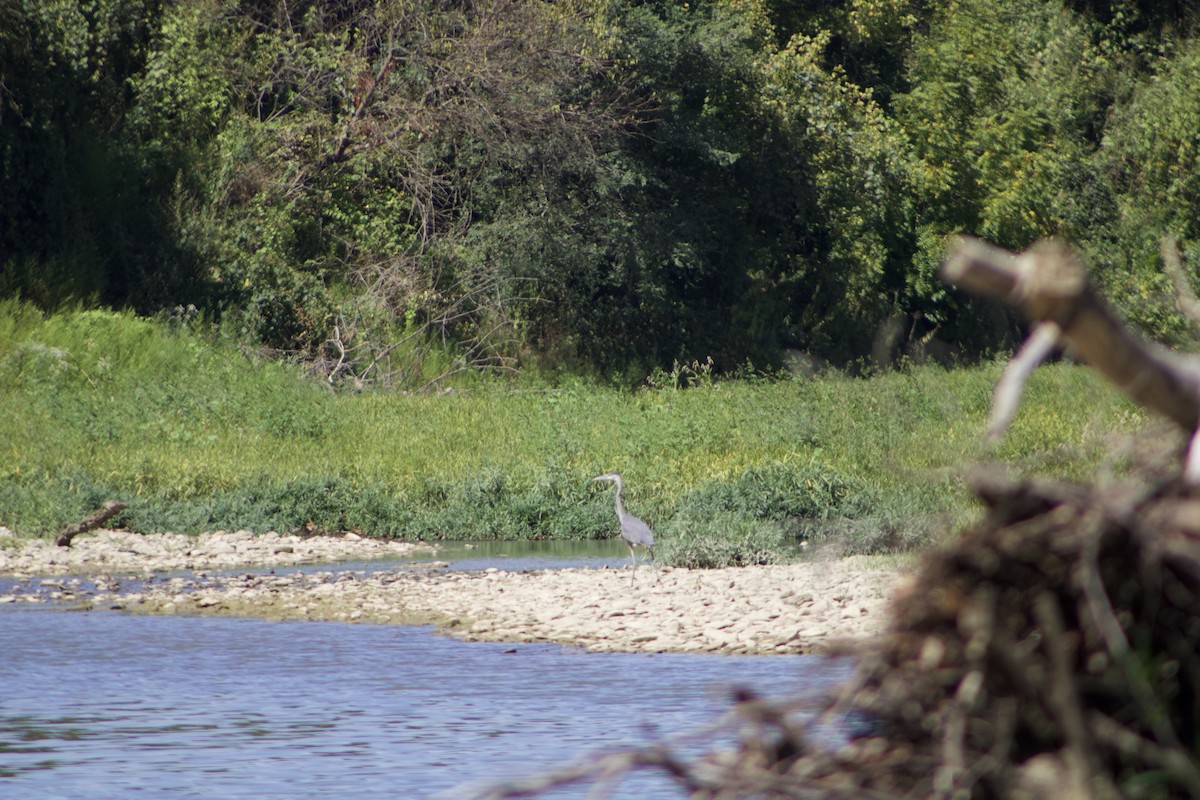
xmin=3 ymin=0 xmax=1199 ymax=384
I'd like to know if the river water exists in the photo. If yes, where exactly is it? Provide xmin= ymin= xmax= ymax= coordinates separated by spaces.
xmin=0 ymin=544 xmax=856 ymax=799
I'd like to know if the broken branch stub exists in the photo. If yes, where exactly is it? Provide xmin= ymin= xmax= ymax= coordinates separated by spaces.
xmin=941 ymin=236 xmax=1200 ymax=433
xmin=55 ymin=500 xmax=128 ymax=548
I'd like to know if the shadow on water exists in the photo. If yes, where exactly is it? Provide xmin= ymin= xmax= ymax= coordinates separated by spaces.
xmin=0 ymin=607 xmax=857 ymax=799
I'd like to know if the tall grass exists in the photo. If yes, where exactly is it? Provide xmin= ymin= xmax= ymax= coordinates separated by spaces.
xmin=0 ymin=300 xmax=1154 ymax=564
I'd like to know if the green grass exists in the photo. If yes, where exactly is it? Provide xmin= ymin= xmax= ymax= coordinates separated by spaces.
xmin=0 ymin=300 xmax=1155 ymax=565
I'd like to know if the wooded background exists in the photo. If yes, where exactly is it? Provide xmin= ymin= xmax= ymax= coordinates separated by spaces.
xmin=3 ymin=0 xmax=1198 ymax=384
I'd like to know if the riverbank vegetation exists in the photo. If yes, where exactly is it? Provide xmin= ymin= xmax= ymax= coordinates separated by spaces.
xmin=0 ymin=300 xmax=1151 ymax=565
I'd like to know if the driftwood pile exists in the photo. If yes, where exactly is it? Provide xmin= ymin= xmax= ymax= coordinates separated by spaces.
xmin=717 ymin=466 xmax=1200 ymax=799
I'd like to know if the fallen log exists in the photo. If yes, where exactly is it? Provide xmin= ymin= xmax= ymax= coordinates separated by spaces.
xmin=55 ymin=500 xmax=128 ymax=547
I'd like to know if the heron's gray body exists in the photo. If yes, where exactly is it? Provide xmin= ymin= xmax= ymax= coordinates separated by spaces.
xmin=593 ymin=472 xmax=655 ymax=582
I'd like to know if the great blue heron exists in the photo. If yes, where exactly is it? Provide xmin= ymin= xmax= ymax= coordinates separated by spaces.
xmin=592 ymin=472 xmax=655 ymax=582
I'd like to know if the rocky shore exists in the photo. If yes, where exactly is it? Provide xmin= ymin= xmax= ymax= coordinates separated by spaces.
xmin=0 ymin=527 xmax=435 ymax=574
xmin=0 ymin=528 xmax=907 ymax=655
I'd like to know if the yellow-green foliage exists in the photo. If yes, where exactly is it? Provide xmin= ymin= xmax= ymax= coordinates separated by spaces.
xmin=0 ymin=302 xmax=1151 ymax=558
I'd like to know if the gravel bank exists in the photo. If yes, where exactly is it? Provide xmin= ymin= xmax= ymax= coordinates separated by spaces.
xmin=0 ymin=527 xmax=434 ymax=575
xmin=0 ymin=529 xmax=907 ymax=655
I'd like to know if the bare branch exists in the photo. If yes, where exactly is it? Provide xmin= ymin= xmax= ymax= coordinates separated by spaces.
xmin=986 ymin=321 xmax=1062 ymax=442
xmin=1090 ymin=711 xmax=1200 ymax=793
xmin=324 ymin=27 xmax=397 ymax=168
xmin=941 ymin=236 xmax=1200 ymax=433
xmin=325 ymin=317 xmax=350 ymax=385
xmin=1033 ymin=591 xmax=1121 ymax=800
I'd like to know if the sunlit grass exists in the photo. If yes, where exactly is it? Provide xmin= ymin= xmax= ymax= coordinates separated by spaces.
xmin=0 ymin=300 xmax=1155 ymax=563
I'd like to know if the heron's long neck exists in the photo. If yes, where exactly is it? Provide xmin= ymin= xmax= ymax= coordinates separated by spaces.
xmin=613 ymin=485 xmax=626 ymax=519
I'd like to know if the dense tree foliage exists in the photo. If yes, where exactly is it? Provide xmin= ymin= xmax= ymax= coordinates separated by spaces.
xmin=3 ymin=0 xmax=1200 ymax=384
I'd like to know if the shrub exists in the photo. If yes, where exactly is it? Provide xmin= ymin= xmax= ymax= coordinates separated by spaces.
xmin=656 ymin=513 xmax=796 ymax=568
xmin=675 ymin=461 xmax=873 ymax=524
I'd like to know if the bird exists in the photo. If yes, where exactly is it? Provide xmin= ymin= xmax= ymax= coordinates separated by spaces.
xmin=592 ymin=472 xmax=655 ymax=583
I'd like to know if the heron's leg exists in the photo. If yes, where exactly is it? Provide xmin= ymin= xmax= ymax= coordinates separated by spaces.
xmin=628 ymin=543 xmax=638 ymax=584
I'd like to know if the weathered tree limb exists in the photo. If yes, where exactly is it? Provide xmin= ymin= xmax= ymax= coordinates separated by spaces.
xmin=941 ymin=237 xmax=1200 ymax=434
xmin=55 ymin=500 xmax=128 ymax=547
xmin=986 ymin=320 xmax=1062 ymax=441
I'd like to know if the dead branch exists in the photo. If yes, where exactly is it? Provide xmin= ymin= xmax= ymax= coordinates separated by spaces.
xmin=1032 ymin=590 xmax=1121 ymax=800
xmin=55 ymin=500 xmax=128 ymax=547
xmin=325 ymin=316 xmax=350 ymax=385
xmin=986 ymin=320 xmax=1062 ymax=441
xmin=318 ymin=272 xmax=530 ymax=390
xmin=324 ymin=27 xmax=397 ymax=168
xmin=941 ymin=236 xmax=1200 ymax=433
